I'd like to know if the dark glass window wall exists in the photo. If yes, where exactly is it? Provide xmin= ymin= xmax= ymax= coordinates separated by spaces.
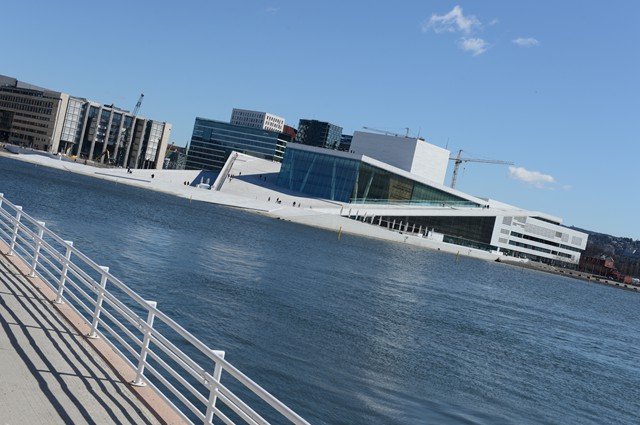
xmin=278 ymin=148 xmax=359 ymax=200
xmin=186 ymin=118 xmax=290 ymax=171
xmin=277 ymin=148 xmax=480 ymax=207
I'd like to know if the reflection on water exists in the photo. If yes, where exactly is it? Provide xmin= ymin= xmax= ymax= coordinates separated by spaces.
xmin=2 ymin=156 xmax=640 ymax=425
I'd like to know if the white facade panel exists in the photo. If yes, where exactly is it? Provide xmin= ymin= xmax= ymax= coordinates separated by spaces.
xmin=351 ymin=132 xmax=415 ymax=171
xmin=490 ymin=215 xmax=588 ymax=265
xmin=351 ymin=132 xmax=450 ymax=184
xmin=410 ymin=140 xmax=449 ymax=185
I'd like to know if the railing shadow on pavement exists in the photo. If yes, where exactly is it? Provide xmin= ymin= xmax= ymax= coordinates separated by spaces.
xmin=0 ymin=192 xmax=310 ymax=425
xmin=0 ymin=257 xmax=155 ymax=424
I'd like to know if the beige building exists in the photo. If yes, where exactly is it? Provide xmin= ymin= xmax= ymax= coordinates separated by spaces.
xmin=0 ymin=75 xmax=69 ymax=152
xmin=0 ymin=75 xmax=171 ymax=170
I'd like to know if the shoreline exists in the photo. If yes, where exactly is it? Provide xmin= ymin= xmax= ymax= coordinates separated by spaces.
xmin=3 ymin=149 xmax=638 ymax=294
xmin=0 ymin=150 xmax=502 ymax=260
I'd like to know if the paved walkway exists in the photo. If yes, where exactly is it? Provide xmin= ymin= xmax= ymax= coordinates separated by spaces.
xmin=0 ymin=250 xmax=164 ymax=425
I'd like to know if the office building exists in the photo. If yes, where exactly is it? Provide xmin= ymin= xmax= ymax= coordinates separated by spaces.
xmin=338 ymin=134 xmax=353 ymax=152
xmin=230 ymin=108 xmax=285 ymax=133
xmin=0 ymin=74 xmax=171 ymax=170
xmin=0 ymin=75 xmax=68 ymax=151
xmin=185 ymin=118 xmax=291 ymax=171
xmin=60 ymin=97 xmax=171 ymax=169
xmin=295 ymin=119 xmax=342 ymax=150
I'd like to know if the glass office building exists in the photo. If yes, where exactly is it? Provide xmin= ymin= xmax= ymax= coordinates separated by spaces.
xmin=277 ymin=145 xmax=479 ymax=206
xmin=186 ymin=118 xmax=291 ymax=171
xmin=295 ymin=119 xmax=342 ymax=150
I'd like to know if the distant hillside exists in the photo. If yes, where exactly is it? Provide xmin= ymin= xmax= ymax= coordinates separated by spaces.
xmin=570 ymin=227 xmax=640 ymax=277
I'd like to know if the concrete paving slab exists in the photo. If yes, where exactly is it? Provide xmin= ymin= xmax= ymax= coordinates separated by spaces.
xmin=0 ymin=248 xmax=169 ymax=425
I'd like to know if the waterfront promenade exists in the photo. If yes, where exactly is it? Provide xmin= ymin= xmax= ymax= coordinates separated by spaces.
xmin=0 ymin=150 xmax=504 ymax=261
xmin=0 ymin=243 xmax=182 ymax=425
xmin=3 ymin=151 xmax=638 ymax=294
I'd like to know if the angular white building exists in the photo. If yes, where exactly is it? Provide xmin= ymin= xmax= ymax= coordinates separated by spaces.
xmin=230 ymin=108 xmax=285 ymax=133
xmin=276 ymin=141 xmax=588 ymax=267
xmin=350 ymin=131 xmax=450 ymax=185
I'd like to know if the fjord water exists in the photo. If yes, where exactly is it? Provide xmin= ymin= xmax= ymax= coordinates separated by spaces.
xmin=2 ymin=157 xmax=640 ymax=425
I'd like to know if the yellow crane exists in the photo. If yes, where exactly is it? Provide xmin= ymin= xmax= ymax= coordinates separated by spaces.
xmin=164 ymin=142 xmax=175 ymax=159
xmin=449 ymin=149 xmax=513 ymax=189
xmin=95 ymin=150 xmax=110 ymax=162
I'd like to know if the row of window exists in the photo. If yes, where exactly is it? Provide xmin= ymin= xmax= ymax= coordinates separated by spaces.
xmin=508 ymin=239 xmax=573 ymax=259
xmin=0 ymin=94 xmax=54 ymax=108
xmin=0 ymin=101 xmax=52 ymax=115
xmin=510 ymin=231 xmax=583 ymax=253
xmin=13 ymin=118 xmax=48 ymax=129
xmin=10 ymin=125 xmax=47 ymax=136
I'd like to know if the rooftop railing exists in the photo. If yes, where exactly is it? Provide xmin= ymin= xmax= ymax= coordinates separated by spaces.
xmin=0 ymin=193 xmax=310 ymax=425
xmin=348 ymin=198 xmax=480 ymax=208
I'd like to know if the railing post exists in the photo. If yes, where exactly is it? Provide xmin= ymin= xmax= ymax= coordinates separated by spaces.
xmin=29 ymin=221 xmax=46 ymax=277
xmin=54 ymin=241 xmax=74 ymax=304
xmin=132 ymin=300 xmax=158 ymax=387
xmin=88 ymin=266 xmax=109 ymax=339
xmin=8 ymin=206 xmax=23 ymax=256
xmin=205 ymin=350 xmax=226 ymax=424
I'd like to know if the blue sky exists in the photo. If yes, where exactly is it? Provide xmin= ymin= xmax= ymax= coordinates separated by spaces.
xmin=3 ymin=1 xmax=639 ymax=239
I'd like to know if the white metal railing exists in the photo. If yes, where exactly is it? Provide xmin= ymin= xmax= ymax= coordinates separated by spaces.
xmin=0 ymin=193 xmax=310 ymax=425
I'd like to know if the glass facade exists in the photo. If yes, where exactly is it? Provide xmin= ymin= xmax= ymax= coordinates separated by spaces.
xmin=186 ymin=118 xmax=291 ymax=171
xmin=108 ymin=113 xmax=122 ymax=146
xmin=278 ymin=148 xmax=360 ymax=201
xmin=60 ymin=97 xmax=86 ymax=146
xmin=352 ymin=163 xmax=477 ymax=206
xmin=144 ymin=121 xmax=164 ymax=161
xmin=78 ymin=106 xmax=100 ymax=158
xmin=278 ymin=147 xmax=480 ymax=207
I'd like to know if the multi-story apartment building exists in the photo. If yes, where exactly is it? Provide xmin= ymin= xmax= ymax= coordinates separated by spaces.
xmin=230 ymin=108 xmax=285 ymax=133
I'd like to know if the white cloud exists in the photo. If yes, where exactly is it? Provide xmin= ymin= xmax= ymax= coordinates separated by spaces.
xmin=508 ymin=166 xmax=556 ymax=188
xmin=459 ymin=38 xmax=488 ymax=56
xmin=422 ymin=5 xmax=481 ymax=34
xmin=512 ymin=37 xmax=539 ymax=47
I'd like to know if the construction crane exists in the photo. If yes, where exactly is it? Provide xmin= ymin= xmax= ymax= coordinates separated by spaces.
xmin=164 ymin=142 xmax=175 ymax=159
xmin=449 ymin=149 xmax=513 ymax=189
xmin=362 ymin=126 xmax=411 ymax=137
xmin=132 ymin=93 xmax=144 ymax=116
xmin=116 ymin=93 xmax=144 ymax=167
